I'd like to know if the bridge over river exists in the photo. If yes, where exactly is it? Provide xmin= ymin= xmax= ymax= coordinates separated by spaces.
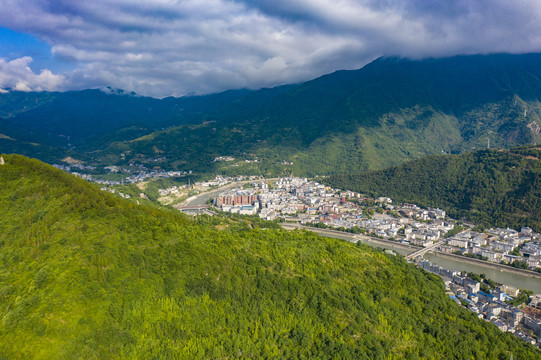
xmin=405 ymin=240 xmax=445 ymax=260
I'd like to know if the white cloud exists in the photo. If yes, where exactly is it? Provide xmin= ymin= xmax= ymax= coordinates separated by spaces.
xmin=0 ymin=0 xmax=541 ymax=97
xmin=0 ymin=56 xmax=66 ymax=92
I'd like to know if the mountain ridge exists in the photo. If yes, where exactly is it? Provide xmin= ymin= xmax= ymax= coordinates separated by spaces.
xmin=101 ymin=53 xmax=541 ymax=175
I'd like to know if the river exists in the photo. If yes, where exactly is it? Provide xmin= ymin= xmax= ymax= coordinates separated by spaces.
xmin=424 ymin=253 xmax=541 ymax=293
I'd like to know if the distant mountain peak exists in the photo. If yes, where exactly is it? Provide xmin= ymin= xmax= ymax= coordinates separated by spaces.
xmin=99 ymin=86 xmax=139 ymax=97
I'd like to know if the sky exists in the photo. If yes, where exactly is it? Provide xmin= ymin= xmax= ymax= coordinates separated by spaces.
xmin=1 ymin=0 xmax=541 ymax=98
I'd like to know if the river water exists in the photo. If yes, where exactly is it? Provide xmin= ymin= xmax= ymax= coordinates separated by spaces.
xmin=424 ymin=253 xmax=541 ymax=293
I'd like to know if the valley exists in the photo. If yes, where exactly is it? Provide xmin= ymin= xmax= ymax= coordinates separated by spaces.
xmin=2 ymin=52 xmax=541 ymax=358
xmin=2 ymin=54 xmax=541 ymax=179
xmin=4 ymin=154 xmax=541 ymax=358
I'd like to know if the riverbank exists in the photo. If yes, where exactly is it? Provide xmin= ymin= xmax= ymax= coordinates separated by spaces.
xmin=433 ymin=252 xmax=541 ymax=279
xmin=283 ymin=223 xmax=541 ymax=280
xmin=280 ymin=223 xmax=420 ymax=252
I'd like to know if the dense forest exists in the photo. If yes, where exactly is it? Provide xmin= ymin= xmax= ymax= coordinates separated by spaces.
xmin=327 ymin=147 xmax=541 ymax=232
xmin=0 ymin=154 xmax=539 ymax=358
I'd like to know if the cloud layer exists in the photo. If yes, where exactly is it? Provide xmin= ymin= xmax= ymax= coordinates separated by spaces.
xmin=1 ymin=0 xmax=541 ymax=97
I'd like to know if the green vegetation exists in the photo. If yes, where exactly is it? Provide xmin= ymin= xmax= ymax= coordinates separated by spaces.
xmin=507 ymin=289 xmax=534 ymax=307
xmin=327 ymin=147 xmax=541 ymax=232
xmin=3 ymin=54 xmax=541 ymax=177
xmin=444 ymin=224 xmax=467 ymax=238
xmin=100 ymin=54 xmax=541 ymax=177
xmin=509 ymin=260 xmax=530 ymax=270
xmin=0 ymin=154 xmax=539 ymax=358
xmin=305 ymin=222 xmax=369 ymax=235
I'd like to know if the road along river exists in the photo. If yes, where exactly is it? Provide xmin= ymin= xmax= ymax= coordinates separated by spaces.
xmin=283 ymin=224 xmax=541 ymax=293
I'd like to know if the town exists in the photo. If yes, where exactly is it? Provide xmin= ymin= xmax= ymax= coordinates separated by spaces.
xmin=76 ymin=169 xmax=541 ymax=347
xmin=211 ymin=177 xmax=540 ymax=271
xmin=57 ymin=167 xmax=541 ymax=274
xmin=419 ymin=259 xmax=541 ymax=346
xmin=53 ymin=162 xmax=191 ymax=185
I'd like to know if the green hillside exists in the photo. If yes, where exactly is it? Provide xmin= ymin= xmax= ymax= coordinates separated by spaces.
xmin=327 ymin=147 xmax=541 ymax=232
xmin=101 ymin=53 xmax=541 ymax=176
xmin=1 ymin=154 xmax=539 ymax=359
xmin=0 ymin=87 xmax=285 ymax=161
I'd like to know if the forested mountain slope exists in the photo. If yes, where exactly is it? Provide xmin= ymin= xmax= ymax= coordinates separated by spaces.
xmin=0 ymin=154 xmax=539 ymax=359
xmin=2 ymin=53 xmax=541 ymax=176
xmin=102 ymin=53 xmax=541 ymax=176
xmin=0 ymin=87 xmax=290 ymax=161
xmin=327 ymin=147 xmax=541 ymax=232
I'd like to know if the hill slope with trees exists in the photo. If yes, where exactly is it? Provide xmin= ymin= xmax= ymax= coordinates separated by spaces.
xmin=1 ymin=154 xmax=540 ymax=358
xmin=100 ymin=53 xmax=541 ymax=176
xmin=327 ymin=147 xmax=541 ymax=232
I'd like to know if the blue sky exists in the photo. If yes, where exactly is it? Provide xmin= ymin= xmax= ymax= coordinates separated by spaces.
xmin=1 ymin=0 xmax=541 ymax=98
xmin=0 ymin=27 xmax=76 ymax=73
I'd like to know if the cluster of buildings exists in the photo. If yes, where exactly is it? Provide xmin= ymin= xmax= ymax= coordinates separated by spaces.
xmin=212 ymin=177 xmax=541 ymax=272
xmin=214 ymin=189 xmax=260 ymax=215
xmin=442 ymin=228 xmax=541 ymax=269
xmin=419 ymin=259 xmax=541 ymax=347
xmin=54 ymin=162 xmax=190 ymax=185
xmin=213 ymin=177 xmax=455 ymax=240
xmin=53 ymin=163 xmax=96 ymax=172
xmin=213 ymin=156 xmax=235 ymax=162
xmin=214 ymin=177 xmax=327 ymax=219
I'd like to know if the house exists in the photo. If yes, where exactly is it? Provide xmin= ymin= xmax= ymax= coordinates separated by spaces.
xmin=522 ymin=315 xmax=541 ymax=337
xmin=521 ymin=227 xmax=533 ymax=234
xmin=491 ymin=319 xmax=507 ymax=332
xmin=464 ymin=279 xmax=480 ymax=294
xmin=500 ymin=284 xmax=520 ymax=298
xmin=481 ymin=250 xmax=500 ymax=262
xmin=468 ymin=293 xmax=479 ymax=303
xmin=493 ymin=241 xmax=515 ymax=253
xmin=448 ymin=237 xmax=469 ymax=248
xmin=503 ymin=254 xmax=520 ymax=264
xmin=527 ymin=257 xmax=540 ymax=269
xmin=478 ymin=291 xmax=495 ymax=302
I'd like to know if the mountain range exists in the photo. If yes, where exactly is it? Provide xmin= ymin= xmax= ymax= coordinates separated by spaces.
xmin=2 ymin=54 xmax=541 ymax=358
xmin=1 ymin=53 xmax=541 ymax=176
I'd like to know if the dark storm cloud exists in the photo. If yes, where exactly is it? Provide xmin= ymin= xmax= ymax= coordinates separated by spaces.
xmin=0 ymin=0 xmax=540 ymax=97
